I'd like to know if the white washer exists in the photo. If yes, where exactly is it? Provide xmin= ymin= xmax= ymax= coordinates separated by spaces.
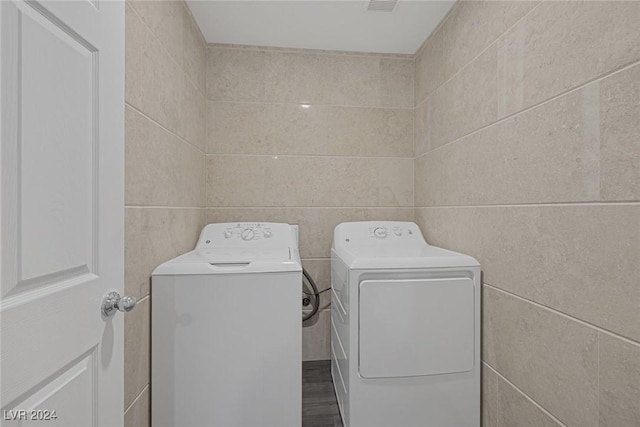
xmin=331 ymin=221 xmax=480 ymax=427
xmin=151 ymin=222 xmax=302 ymax=427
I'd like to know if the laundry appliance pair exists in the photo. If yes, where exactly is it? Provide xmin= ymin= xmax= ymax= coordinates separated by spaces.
xmin=151 ymin=221 xmax=480 ymax=427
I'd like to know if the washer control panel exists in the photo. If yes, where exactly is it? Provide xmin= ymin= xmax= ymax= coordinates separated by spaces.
xmin=196 ymin=223 xmax=294 ymax=248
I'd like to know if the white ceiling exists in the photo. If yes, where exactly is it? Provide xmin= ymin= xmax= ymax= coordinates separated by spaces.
xmin=186 ymin=1 xmax=454 ymax=54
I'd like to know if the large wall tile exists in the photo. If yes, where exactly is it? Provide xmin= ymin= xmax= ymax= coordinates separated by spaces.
xmin=206 ymin=46 xmax=414 ymax=108
xmin=125 ymin=207 xmax=205 ymax=299
xmin=206 ymin=207 xmax=414 ymax=258
xmin=207 ymin=155 xmax=413 ymax=207
xmin=429 ymin=45 xmax=497 ymax=149
xmin=497 ymin=1 xmax=640 ymax=117
xmin=416 ymin=205 xmax=640 ymax=343
xmin=125 ymin=106 xmax=205 ymax=207
xmin=125 ymin=4 xmax=183 ymax=137
xmin=415 ymin=85 xmax=600 ymax=206
xmin=379 ymin=57 xmax=415 ymax=109
xmin=303 ymin=309 xmax=331 ymax=361
xmin=124 ymin=297 xmax=150 ymax=409
xmin=182 ymin=3 xmax=206 ymax=91
xmin=415 ymin=27 xmax=446 ymax=105
xmin=207 ymin=102 xmax=413 ymax=156
xmin=599 ymin=334 xmax=640 ymax=426
xmin=414 ymin=100 xmax=429 ymax=156
xmin=263 ymin=50 xmax=414 ymax=108
xmin=128 ymin=1 xmax=185 ymax=70
xmin=179 ymin=74 xmax=206 ymax=151
xmin=124 ymin=386 xmax=150 ymax=427
xmin=600 ymin=63 xmax=640 ymax=201
xmin=482 ymin=363 xmax=498 ymax=427
xmin=442 ymin=1 xmax=539 ymax=79
xmin=207 ymin=47 xmax=267 ymax=102
xmin=483 ymin=287 xmax=598 ymax=427
xmin=497 ymin=377 xmax=562 ymax=427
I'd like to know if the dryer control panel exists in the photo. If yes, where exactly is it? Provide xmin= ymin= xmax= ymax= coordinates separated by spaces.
xmin=333 ymin=221 xmax=427 ymax=249
xmin=196 ymin=222 xmax=295 ymax=249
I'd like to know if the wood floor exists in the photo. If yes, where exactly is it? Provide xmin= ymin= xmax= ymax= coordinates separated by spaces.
xmin=302 ymin=361 xmax=344 ymax=427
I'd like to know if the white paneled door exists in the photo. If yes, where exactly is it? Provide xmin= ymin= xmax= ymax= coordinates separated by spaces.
xmin=0 ymin=1 xmax=124 ymax=426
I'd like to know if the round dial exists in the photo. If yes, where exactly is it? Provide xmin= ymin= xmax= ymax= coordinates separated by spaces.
xmin=263 ymin=230 xmax=272 ymax=238
xmin=240 ymin=228 xmax=255 ymax=241
xmin=373 ymin=227 xmax=387 ymax=239
xmin=394 ymin=229 xmax=402 ymax=236
xmin=223 ymin=230 xmax=232 ymax=238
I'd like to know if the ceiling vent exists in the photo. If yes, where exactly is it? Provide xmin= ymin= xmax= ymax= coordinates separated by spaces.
xmin=367 ymin=0 xmax=398 ymax=12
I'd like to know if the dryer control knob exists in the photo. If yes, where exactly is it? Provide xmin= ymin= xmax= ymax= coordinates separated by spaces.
xmin=224 ymin=230 xmax=232 ymax=238
xmin=373 ymin=228 xmax=387 ymax=239
xmin=241 ymin=228 xmax=255 ymax=241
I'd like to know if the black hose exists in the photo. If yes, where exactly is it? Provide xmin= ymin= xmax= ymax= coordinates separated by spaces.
xmin=302 ymin=268 xmax=320 ymax=322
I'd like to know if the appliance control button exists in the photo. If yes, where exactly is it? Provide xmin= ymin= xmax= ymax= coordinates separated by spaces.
xmin=263 ymin=230 xmax=272 ymax=238
xmin=373 ymin=227 xmax=387 ymax=239
xmin=223 ymin=230 xmax=232 ymax=238
xmin=241 ymin=228 xmax=255 ymax=241
xmin=394 ymin=229 xmax=402 ymax=236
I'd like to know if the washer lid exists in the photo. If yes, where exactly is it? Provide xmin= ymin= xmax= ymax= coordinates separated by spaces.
xmin=332 ymin=221 xmax=479 ymax=269
xmin=152 ymin=222 xmax=302 ymax=275
xmin=152 ymin=247 xmax=301 ymax=275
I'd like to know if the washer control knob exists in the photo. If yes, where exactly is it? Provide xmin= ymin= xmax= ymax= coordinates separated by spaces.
xmin=224 ymin=230 xmax=232 ymax=238
xmin=394 ymin=229 xmax=402 ymax=236
xmin=241 ymin=228 xmax=255 ymax=241
xmin=263 ymin=230 xmax=272 ymax=238
xmin=373 ymin=227 xmax=387 ymax=239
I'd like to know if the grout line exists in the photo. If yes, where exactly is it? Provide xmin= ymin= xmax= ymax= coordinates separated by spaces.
xmin=128 ymin=2 xmax=205 ymax=98
xmin=415 ymin=56 xmax=640 ymax=160
xmin=490 ymin=361 xmax=500 ymax=427
xmin=414 ymin=201 xmax=640 ymax=209
xmin=206 ymin=153 xmax=414 ymax=160
xmin=125 ymin=103 xmax=206 ymax=155
xmin=597 ymin=333 xmax=600 ymax=422
xmin=206 ymin=99 xmax=414 ymax=111
xmin=483 ymin=283 xmax=640 ymax=348
xmin=204 ymin=206 xmax=416 ymax=209
xmin=484 ymin=363 xmax=568 ymax=427
xmin=137 ymin=295 xmax=150 ymax=303
xmin=125 ymin=205 xmax=206 ymax=209
xmin=207 ymin=42 xmax=414 ymax=59
xmin=124 ymin=384 xmax=149 ymax=415
xmin=414 ymin=96 xmax=428 ymax=111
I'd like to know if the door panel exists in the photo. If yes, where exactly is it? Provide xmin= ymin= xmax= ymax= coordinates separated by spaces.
xmin=359 ymin=277 xmax=475 ymax=379
xmin=1 ymin=1 xmax=124 ymax=426
xmin=19 ymin=3 xmax=95 ymax=286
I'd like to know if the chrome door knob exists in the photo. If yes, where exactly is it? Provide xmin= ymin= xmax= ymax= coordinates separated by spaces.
xmin=101 ymin=291 xmax=137 ymax=317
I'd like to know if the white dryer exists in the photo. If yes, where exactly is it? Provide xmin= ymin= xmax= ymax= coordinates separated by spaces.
xmin=331 ymin=221 xmax=480 ymax=427
xmin=151 ymin=222 xmax=302 ymax=427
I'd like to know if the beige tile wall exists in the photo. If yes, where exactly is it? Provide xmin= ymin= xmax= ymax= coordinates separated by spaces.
xmin=414 ymin=1 xmax=640 ymax=425
xmin=206 ymin=45 xmax=415 ymax=360
xmin=124 ymin=2 xmax=207 ymax=425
